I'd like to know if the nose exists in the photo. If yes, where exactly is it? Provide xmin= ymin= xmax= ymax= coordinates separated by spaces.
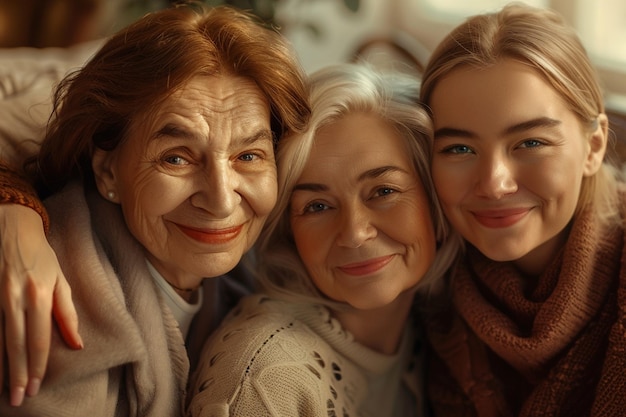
xmin=474 ymin=152 xmax=517 ymax=199
xmin=190 ymin=162 xmax=241 ymax=218
xmin=336 ymin=203 xmax=377 ymax=248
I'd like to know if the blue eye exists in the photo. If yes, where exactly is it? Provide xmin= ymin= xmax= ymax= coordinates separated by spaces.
xmin=376 ymin=187 xmax=395 ymax=197
xmin=442 ymin=144 xmax=473 ymax=154
xmin=164 ymin=155 xmax=189 ymax=165
xmin=519 ymin=139 xmax=543 ymax=148
xmin=304 ymin=202 xmax=329 ymax=213
xmin=238 ymin=153 xmax=257 ymax=162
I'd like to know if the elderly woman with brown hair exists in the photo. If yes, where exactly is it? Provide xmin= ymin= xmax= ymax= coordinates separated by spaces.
xmin=0 ymin=3 xmax=309 ymax=415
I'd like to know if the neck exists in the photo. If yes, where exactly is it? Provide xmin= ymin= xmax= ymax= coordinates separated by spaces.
xmin=145 ymin=258 xmax=202 ymax=302
xmin=514 ymin=223 xmax=570 ymax=277
xmin=170 ymin=283 xmax=200 ymax=303
xmin=334 ymin=290 xmax=415 ymax=354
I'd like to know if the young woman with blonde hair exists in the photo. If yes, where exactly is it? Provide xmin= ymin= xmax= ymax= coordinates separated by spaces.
xmin=420 ymin=3 xmax=626 ymax=416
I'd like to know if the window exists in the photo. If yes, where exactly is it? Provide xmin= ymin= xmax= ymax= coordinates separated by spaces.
xmin=418 ymin=0 xmax=547 ymax=17
xmin=395 ymin=0 xmax=626 ymax=111
xmin=280 ymin=0 xmax=625 ymax=111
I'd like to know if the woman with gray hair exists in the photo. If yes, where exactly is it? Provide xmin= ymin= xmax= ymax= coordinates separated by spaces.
xmin=187 ymin=62 xmax=460 ymax=417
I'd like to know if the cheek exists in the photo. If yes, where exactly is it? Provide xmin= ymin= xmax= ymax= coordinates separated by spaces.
xmin=291 ymin=220 xmax=329 ymax=276
xmin=387 ymin=199 xmax=437 ymax=265
xmin=243 ymin=169 xmax=278 ymax=217
xmin=292 ymin=224 xmax=316 ymax=265
xmin=525 ymin=157 xmax=584 ymax=203
xmin=122 ymin=175 xmax=189 ymax=217
xmin=399 ymin=211 xmax=436 ymax=251
xmin=431 ymin=163 xmax=461 ymax=206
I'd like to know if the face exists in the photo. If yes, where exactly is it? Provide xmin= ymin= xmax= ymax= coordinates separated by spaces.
xmin=289 ymin=112 xmax=436 ymax=310
xmin=94 ymin=75 xmax=276 ymax=289
xmin=430 ymin=59 xmax=601 ymax=275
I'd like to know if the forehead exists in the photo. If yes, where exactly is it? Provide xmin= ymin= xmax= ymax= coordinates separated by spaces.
xmin=301 ymin=112 xmax=414 ymax=177
xmin=429 ymin=59 xmax=573 ymax=133
xmin=132 ymin=74 xmax=271 ymax=136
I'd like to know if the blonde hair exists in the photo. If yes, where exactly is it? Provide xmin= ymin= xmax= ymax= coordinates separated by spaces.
xmin=254 ymin=63 xmax=461 ymax=309
xmin=420 ymin=2 xmax=622 ymax=227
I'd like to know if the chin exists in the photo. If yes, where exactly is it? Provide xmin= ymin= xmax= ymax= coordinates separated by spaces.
xmin=345 ymin=294 xmax=401 ymax=311
xmin=473 ymin=243 xmax=526 ymax=262
xmin=197 ymin=254 xmax=241 ymax=278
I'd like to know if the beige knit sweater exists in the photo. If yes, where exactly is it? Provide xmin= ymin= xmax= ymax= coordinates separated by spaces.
xmin=187 ymin=294 xmax=427 ymax=417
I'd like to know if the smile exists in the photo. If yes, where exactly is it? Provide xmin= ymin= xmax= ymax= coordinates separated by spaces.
xmin=176 ymin=224 xmax=243 ymax=244
xmin=337 ymin=255 xmax=394 ymax=276
xmin=472 ymin=208 xmax=530 ymax=228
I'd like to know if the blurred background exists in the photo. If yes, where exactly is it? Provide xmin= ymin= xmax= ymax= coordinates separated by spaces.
xmin=284 ymin=0 xmax=626 ymax=107
xmin=0 ymin=0 xmax=624 ymax=114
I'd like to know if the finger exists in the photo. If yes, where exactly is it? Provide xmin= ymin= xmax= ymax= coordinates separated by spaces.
xmin=4 ymin=300 xmax=27 ymax=407
xmin=52 ymin=271 xmax=82 ymax=350
xmin=25 ymin=278 xmax=53 ymax=398
xmin=0 ymin=308 xmax=4 ymax=395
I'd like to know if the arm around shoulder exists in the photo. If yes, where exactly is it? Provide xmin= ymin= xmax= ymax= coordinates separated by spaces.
xmin=0 ymin=161 xmax=49 ymax=231
xmin=0 ymin=160 xmax=81 ymax=407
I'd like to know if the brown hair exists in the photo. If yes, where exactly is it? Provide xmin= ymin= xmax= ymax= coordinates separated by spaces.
xmin=29 ymin=4 xmax=310 ymax=196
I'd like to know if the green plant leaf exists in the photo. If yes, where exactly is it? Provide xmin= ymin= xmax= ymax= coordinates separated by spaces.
xmin=342 ymin=0 xmax=360 ymax=13
xmin=302 ymin=22 xmax=322 ymax=39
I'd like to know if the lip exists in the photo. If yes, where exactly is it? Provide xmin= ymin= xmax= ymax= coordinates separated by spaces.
xmin=337 ymin=255 xmax=394 ymax=276
xmin=471 ymin=208 xmax=531 ymax=228
xmin=175 ymin=223 xmax=243 ymax=244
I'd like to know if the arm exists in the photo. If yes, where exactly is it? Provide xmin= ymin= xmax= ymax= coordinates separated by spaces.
xmin=0 ymin=40 xmax=105 ymax=406
xmin=0 ymin=163 xmax=82 ymax=407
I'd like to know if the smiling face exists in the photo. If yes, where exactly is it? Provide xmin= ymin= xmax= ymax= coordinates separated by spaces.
xmin=289 ymin=112 xmax=436 ymax=310
xmin=93 ymin=75 xmax=276 ymax=289
xmin=430 ymin=59 xmax=603 ymax=275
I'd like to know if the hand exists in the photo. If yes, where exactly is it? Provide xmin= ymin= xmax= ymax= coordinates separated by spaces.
xmin=0 ymin=204 xmax=83 ymax=406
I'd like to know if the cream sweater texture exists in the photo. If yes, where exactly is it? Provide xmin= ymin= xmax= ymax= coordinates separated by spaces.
xmin=187 ymin=294 xmax=426 ymax=417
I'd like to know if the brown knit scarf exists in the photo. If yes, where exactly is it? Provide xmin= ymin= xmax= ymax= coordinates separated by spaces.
xmin=426 ymin=204 xmax=626 ymax=417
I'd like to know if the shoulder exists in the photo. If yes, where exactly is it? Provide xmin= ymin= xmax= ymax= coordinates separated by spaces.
xmin=188 ymin=294 xmax=357 ymax=416
xmin=193 ymin=294 xmax=321 ymax=380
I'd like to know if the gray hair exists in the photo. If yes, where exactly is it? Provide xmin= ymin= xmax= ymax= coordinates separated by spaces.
xmin=254 ymin=63 xmax=461 ymax=310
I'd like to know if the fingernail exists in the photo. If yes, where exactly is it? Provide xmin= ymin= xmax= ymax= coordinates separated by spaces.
xmin=10 ymin=386 xmax=25 ymax=407
xmin=26 ymin=378 xmax=41 ymax=397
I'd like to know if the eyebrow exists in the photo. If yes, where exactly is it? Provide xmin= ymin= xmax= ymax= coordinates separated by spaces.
xmin=152 ymin=123 xmax=273 ymax=145
xmin=292 ymin=165 xmax=408 ymax=192
xmin=434 ymin=117 xmax=562 ymax=139
xmin=153 ymin=124 xmax=196 ymax=140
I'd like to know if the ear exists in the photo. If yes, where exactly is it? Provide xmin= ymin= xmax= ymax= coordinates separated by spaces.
xmin=583 ymin=113 xmax=608 ymax=177
xmin=92 ymin=148 xmax=119 ymax=203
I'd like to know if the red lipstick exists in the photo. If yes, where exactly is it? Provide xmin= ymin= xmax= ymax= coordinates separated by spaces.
xmin=176 ymin=224 xmax=243 ymax=244
xmin=472 ymin=208 xmax=530 ymax=228
xmin=337 ymin=255 xmax=394 ymax=276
